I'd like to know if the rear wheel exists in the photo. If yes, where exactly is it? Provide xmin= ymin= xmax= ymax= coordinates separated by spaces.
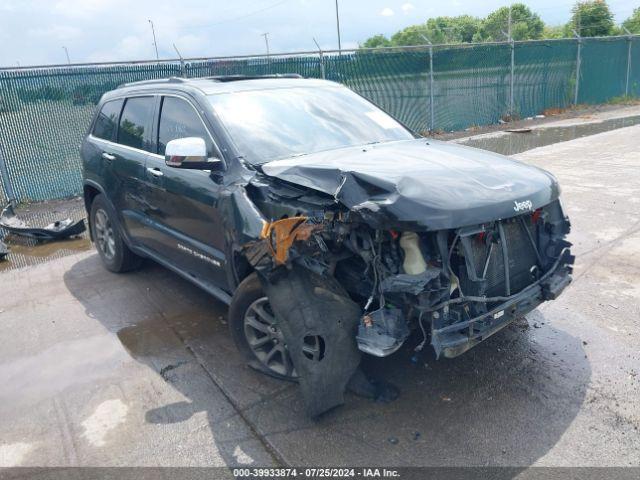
xmin=229 ymin=273 xmax=297 ymax=380
xmin=90 ymin=194 xmax=142 ymax=273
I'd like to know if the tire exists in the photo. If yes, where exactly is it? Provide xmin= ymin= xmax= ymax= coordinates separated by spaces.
xmin=89 ymin=194 xmax=142 ymax=273
xmin=228 ymin=273 xmax=297 ymax=381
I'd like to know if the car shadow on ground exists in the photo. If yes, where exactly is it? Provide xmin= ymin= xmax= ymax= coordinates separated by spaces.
xmin=63 ymin=254 xmax=590 ymax=469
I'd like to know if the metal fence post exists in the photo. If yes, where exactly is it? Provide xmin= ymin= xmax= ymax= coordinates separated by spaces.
xmin=623 ymin=28 xmax=633 ymax=97
xmin=420 ymin=35 xmax=435 ymax=131
xmin=0 ymin=144 xmax=16 ymax=205
xmin=573 ymin=30 xmax=582 ymax=105
xmin=509 ymin=39 xmax=515 ymax=117
xmin=173 ymin=44 xmax=187 ymax=78
xmin=429 ymin=44 xmax=434 ymax=131
xmin=313 ymin=38 xmax=326 ymax=80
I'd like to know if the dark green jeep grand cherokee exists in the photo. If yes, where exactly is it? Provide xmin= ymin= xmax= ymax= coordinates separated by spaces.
xmin=81 ymin=75 xmax=573 ymax=417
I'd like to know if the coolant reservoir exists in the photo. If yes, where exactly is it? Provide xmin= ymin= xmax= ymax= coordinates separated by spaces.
xmin=399 ymin=231 xmax=427 ymax=275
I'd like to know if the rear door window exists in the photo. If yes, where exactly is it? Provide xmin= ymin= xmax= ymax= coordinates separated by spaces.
xmin=117 ymin=96 xmax=154 ymax=151
xmin=158 ymin=96 xmax=215 ymax=156
xmin=92 ymin=99 xmax=123 ymax=141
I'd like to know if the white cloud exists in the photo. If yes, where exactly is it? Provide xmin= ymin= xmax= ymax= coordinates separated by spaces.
xmin=380 ymin=7 xmax=394 ymax=17
xmin=401 ymin=3 xmax=415 ymax=14
xmin=53 ymin=0 xmax=111 ymax=18
xmin=27 ymin=25 xmax=82 ymax=40
xmin=87 ymin=35 xmax=151 ymax=62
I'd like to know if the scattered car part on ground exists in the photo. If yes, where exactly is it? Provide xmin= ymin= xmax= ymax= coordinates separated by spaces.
xmin=0 ymin=239 xmax=7 ymax=260
xmin=81 ymin=76 xmax=574 ymax=418
xmin=0 ymin=204 xmax=86 ymax=240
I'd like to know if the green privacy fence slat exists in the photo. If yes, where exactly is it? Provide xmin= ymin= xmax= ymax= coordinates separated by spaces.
xmin=513 ymin=40 xmax=577 ymax=118
xmin=580 ymin=37 xmax=629 ymax=104
xmin=629 ymin=38 xmax=640 ymax=97
xmin=432 ymin=43 xmax=511 ymax=132
xmin=0 ymin=36 xmax=638 ymax=204
xmin=324 ymin=49 xmax=430 ymax=133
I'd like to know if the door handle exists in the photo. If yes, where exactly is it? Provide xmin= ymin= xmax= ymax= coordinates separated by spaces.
xmin=102 ymin=152 xmax=116 ymax=161
xmin=146 ymin=167 xmax=164 ymax=177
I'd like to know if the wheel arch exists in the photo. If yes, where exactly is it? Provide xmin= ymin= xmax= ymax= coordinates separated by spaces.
xmin=83 ymin=181 xmax=104 ymax=241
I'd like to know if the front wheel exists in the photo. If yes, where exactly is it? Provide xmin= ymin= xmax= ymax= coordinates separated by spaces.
xmin=228 ymin=273 xmax=297 ymax=381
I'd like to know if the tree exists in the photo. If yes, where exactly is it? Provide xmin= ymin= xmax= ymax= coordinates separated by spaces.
xmin=622 ymin=7 xmax=640 ymax=33
xmin=424 ymin=15 xmax=481 ymax=44
xmin=567 ymin=1 xmax=615 ymax=37
xmin=478 ymin=3 xmax=544 ymax=41
xmin=542 ymin=25 xmax=565 ymax=39
xmin=383 ymin=16 xmax=481 ymax=47
xmin=389 ymin=24 xmax=431 ymax=46
xmin=361 ymin=34 xmax=392 ymax=48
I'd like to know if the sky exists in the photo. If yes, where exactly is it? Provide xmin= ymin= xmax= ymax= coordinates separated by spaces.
xmin=0 ymin=0 xmax=637 ymax=67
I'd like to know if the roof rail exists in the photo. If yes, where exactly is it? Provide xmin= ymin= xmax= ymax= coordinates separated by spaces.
xmin=206 ymin=74 xmax=304 ymax=82
xmin=118 ymin=76 xmax=188 ymax=88
xmin=117 ymin=74 xmax=304 ymax=89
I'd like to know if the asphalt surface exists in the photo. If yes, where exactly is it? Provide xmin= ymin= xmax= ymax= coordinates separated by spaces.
xmin=0 ymin=111 xmax=639 ymax=469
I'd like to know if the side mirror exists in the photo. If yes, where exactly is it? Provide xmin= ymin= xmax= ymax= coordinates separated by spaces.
xmin=165 ymin=137 xmax=225 ymax=170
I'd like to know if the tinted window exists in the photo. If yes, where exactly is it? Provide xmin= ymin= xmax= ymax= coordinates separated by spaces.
xmin=208 ymin=86 xmax=414 ymax=164
xmin=118 ymin=96 xmax=154 ymax=151
xmin=158 ymin=96 xmax=214 ymax=156
xmin=92 ymin=99 xmax=123 ymax=140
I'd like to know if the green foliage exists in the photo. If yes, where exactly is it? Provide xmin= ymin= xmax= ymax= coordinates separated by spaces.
xmin=567 ymin=1 xmax=615 ymax=37
xmin=390 ymin=24 xmax=431 ymax=46
xmin=622 ymin=7 xmax=640 ymax=33
xmin=362 ymin=16 xmax=481 ymax=48
xmin=543 ymin=25 xmax=565 ymax=39
xmin=361 ymin=34 xmax=392 ymax=48
xmin=479 ymin=3 xmax=544 ymax=41
xmin=424 ymin=16 xmax=481 ymax=44
xmin=17 ymin=85 xmax=66 ymax=103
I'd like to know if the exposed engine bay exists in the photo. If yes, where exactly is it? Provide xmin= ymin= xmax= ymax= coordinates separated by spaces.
xmin=223 ymin=154 xmax=574 ymax=417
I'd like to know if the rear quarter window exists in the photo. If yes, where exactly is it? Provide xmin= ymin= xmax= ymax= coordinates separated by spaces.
xmin=92 ymin=99 xmax=123 ymax=141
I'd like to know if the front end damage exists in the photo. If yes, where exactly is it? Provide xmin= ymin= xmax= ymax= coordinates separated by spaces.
xmin=221 ymin=162 xmax=573 ymax=417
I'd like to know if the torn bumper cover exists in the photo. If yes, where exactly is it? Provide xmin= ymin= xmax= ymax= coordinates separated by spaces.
xmin=0 ymin=204 xmax=86 ymax=240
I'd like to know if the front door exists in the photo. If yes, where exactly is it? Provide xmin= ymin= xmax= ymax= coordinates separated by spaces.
xmin=143 ymin=95 xmax=228 ymax=289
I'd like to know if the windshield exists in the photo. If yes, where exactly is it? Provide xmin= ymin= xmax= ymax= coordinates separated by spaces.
xmin=208 ymin=86 xmax=415 ymax=164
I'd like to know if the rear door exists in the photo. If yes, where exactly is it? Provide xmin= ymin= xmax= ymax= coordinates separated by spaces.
xmin=84 ymin=98 xmax=123 ymax=199
xmin=108 ymin=95 xmax=156 ymax=245
xmin=142 ymin=95 xmax=228 ymax=288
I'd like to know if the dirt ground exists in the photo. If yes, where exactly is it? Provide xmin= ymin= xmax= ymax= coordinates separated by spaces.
xmin=0 ymin=107 xmax=639 ymax=473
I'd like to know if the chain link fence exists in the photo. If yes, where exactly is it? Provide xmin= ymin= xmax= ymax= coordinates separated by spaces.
xmin=0 ymin=35 xmax=638 ymax=204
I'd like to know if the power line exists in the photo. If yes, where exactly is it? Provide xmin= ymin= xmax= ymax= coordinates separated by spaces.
xmin=186 ymin=0 xmax=290 ymax=29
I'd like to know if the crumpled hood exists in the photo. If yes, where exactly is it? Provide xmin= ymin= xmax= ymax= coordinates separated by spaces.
xmin=261 ymin=139 xmax=560 ymax=230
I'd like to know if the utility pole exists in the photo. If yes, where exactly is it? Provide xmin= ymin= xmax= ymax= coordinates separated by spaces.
xmin=335 ymin=0 xmax=342 ymax=53
xmin=148 ymin=19 xmax=159 ymax=60
xmin=62 ymin=46 xmax=70 ymax=64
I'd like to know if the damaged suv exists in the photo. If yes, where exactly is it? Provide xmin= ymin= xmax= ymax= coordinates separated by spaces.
xmin=81 ymin=75 xmax=573 ymax=417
